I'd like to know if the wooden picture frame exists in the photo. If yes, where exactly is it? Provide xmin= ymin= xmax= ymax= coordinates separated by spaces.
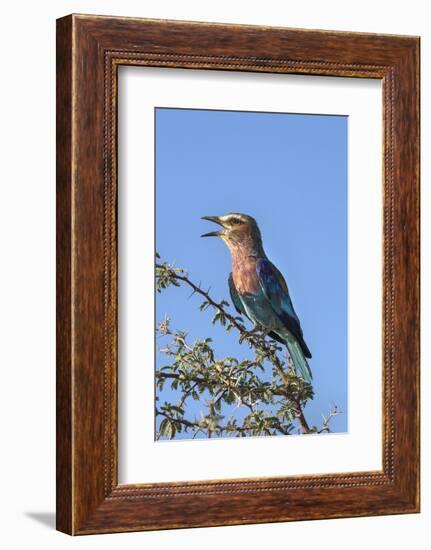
xmin=56 ymin=14 xmax=420 ymax=535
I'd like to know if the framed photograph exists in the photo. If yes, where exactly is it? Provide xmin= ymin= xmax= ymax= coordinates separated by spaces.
xmin=56 ymin=14 xmax=420 ymax=535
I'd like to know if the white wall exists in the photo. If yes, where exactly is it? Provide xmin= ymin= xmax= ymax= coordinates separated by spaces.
xmin=0 ymin=1 xmax=428 ymax=548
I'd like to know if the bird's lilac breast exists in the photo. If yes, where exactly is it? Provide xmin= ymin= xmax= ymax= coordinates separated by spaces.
xmin=232 ymin=256 xmax=260 ymax=295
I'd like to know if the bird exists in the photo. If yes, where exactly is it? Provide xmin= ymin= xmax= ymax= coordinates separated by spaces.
xmin=201 ymin=213 xmax=312 ymax=383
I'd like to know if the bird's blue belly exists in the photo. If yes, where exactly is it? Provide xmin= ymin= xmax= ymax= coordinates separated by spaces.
xmin=239 ymin=290 xmax=281 ymax=331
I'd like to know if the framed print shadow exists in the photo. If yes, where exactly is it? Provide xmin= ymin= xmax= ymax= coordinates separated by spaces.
xmin=56 ymin=14 xmax=420 ymax=535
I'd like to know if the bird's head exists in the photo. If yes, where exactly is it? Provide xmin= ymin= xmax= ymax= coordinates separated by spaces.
xmin=201 ymin=213 xmax=264 ymax=255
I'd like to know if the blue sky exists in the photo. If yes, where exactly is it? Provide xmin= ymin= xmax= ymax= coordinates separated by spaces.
xmin=155 ymin=107 xmax=348 ymax=437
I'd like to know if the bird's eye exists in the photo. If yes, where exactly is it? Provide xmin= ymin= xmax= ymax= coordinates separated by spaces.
xmin=230 ymin=218 xmax=243 ymax=226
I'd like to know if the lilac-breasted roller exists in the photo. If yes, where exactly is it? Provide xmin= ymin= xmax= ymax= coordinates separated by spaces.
xmin=201 ymin=213 xmax=312 ymax=383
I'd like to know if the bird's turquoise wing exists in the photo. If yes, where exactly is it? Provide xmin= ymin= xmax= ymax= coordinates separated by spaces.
xmin=229 ymin=272 xmax=286 ymax=345
xmin=256 ymin=258 xmax=312 ymax=358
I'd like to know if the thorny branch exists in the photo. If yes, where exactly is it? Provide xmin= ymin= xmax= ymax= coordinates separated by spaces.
xmin=318 ymin=403 xmax=343 ymax=434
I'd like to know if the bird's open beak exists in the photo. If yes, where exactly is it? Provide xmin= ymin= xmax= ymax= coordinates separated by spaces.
xmin=200 ymin=216 xmax=225 ymax=238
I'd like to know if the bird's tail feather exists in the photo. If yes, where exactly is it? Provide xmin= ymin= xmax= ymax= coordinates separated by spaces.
xmin=284 ymin=332 xmax=313 ymax=384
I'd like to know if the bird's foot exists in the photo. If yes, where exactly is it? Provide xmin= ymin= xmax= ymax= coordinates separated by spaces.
xmin=239 ymin=326 xmax=260 ymax=344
